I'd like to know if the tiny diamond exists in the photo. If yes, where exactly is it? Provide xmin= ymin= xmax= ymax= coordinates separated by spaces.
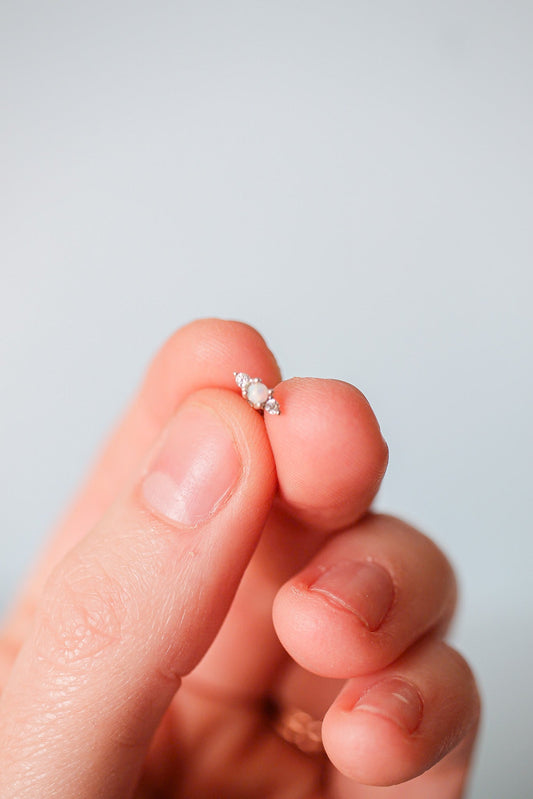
xmin=264 ymin=398 xmax=280 ymax=415
xmin=234 ymin=372 xmax=251 ymax=389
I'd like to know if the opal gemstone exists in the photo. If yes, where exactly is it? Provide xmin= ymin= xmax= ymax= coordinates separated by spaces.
xmin=246 ymin=381 xmax=269 ymax=408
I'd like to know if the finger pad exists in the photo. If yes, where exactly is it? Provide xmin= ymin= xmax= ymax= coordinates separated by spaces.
xmin=266 ymin=378 xmax=388 ymax=529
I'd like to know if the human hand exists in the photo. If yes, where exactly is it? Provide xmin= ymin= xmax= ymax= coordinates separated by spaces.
xmin=0 ymin=319 xmax=480 ymax=798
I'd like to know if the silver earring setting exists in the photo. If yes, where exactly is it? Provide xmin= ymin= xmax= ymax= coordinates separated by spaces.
xmin=234 ymin=372 xmax=280 ymax=415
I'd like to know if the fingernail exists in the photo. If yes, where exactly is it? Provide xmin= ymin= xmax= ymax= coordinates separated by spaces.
xmin=141 ymin=405 xmax=241 ymax=526
xmin=351 ymin=677 xmax=423 ymax=734
xmin=308 ymin=561 xmax=394 ymax=631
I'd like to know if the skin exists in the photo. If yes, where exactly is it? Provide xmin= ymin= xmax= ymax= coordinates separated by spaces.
xmin=0 ymin=318 xmax=480 ymax=798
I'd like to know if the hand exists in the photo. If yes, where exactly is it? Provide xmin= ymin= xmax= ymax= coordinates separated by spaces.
xmin=0 ymin=319 xmax=480 ymax=798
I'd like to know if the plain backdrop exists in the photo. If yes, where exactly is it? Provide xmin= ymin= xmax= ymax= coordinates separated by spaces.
xmin=1 ymin=2 xmax=532 ymax=796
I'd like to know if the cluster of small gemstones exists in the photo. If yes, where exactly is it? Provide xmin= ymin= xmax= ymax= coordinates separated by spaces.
xmin=234 ymin=372 xmax=280 ymax=415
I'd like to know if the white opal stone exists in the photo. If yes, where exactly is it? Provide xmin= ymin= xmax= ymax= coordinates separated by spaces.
xmin=246 ymin=381 xmax=269 ymax=408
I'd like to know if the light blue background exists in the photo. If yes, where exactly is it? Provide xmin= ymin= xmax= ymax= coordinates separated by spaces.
xmin=1 ymin=2 xmax=532 ymax=796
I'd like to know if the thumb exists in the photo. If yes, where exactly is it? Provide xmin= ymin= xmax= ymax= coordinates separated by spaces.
xmin=0 ymin=388 xmax=276 ymax=799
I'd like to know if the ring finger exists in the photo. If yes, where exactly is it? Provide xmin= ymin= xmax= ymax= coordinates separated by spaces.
xmin=273 ymin=513 xmax=458 ymax=679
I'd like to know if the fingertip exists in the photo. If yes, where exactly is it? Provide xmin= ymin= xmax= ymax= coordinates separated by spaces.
xmin=137 ymin=386 xmax=278 ymax=546
xmin=142 ymin=318 xmax=282 ymax=424
xmin=321 ymin=641 xmax=480 ymax=786
xmin=273 ymin=514 xmax=459 ymax=679
xmin=175 ymin=318 xmax=280 ymax=377
xmin=265 ymin=377 xmax=388 ymax=529
xmin=186 ymin=387 xmax=278 ymax=510
xmin=322 ymin=703 xmax=427 ymax=786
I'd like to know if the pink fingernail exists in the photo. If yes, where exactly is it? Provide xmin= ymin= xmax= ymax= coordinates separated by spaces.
xmin=309 ymin=560 xmax=394 ymax=631
xmin=141 ymin=405 xmax=241 ymax=526
xmin=351 ymin=677 xmax=423 ymax=734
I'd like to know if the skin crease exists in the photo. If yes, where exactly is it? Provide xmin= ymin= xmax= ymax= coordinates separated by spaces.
xmin=0 ymin=319 xmax=480 ymax=799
